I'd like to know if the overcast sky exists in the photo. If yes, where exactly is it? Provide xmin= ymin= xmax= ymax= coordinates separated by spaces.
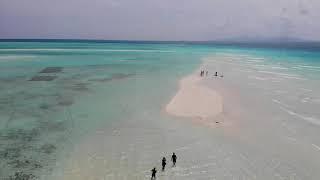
xmin=0 ymin=0 xmax=319 ymax=41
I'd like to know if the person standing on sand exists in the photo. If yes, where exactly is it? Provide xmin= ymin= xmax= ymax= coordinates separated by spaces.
xmin=151 ymin=167 xmax=157 ymax=179
xmin=171 ymin=152 xmax=177 ymax=166
xmin=215 ymin=72 xmax=218 ymax=77
xmin=162 ymin=157 xmax=167 ymax=171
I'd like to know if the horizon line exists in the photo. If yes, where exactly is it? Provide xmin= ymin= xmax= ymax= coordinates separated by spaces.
xmin=1 ymin=38 xmax=320 ymax=44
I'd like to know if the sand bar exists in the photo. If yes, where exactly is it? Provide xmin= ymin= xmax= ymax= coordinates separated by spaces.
xmin=166 ymin=71 xmax=223 ymax=119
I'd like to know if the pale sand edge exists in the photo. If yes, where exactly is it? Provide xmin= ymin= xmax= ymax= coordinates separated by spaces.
xmin=166 ymin=66 xmax=223 ymax=119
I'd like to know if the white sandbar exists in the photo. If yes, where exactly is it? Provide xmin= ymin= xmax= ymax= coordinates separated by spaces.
xmin=166 ymin=72 xmax=223 ymax=119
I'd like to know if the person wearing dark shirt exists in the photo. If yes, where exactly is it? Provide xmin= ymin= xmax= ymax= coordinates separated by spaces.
xmin=151 ymin=167 xmax=157 ymax=179
xmin=162 ymin=157 xmax=167 ymax=171
xmin=171 ymin=152 xmax=177 ymax=166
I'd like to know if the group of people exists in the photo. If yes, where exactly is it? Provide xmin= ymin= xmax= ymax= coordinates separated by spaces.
xmin=200 ymin=70 xmax=223 ymax=78
xmin=151 ymin=152 xmax=177 ymax=179
xmin=200 ymin=70 xmax=208 ymax=77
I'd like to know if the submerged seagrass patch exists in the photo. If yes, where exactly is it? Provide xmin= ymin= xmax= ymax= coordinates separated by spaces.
xmin=29 ymin=76 xmax=57 ymax=81
xmin=39 ymin=67 xmax=63 ymax=73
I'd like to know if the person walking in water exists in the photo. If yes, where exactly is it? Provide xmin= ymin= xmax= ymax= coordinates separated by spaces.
xmin=162 ymin=157 xmax=167 ymax=171
xmin=171 ymin=152 xmax=177 ymax=166
xmin=200 ymin=70 xmax=204 ymax=77
xmin=215 ymin=72 xmax=218 ymax=77
xmin=151 ymin=167 xmax=157 ymax=179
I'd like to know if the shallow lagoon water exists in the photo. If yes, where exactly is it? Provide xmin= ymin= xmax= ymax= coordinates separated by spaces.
xmin=0 ymin=42 xmax=204 ymax=178
xmin=1 ymin=41 xmax=320 ymax=179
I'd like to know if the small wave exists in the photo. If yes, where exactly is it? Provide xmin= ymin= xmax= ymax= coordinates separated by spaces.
xmin=247 ymin=59 xmax=264 ymax=63
xmin=0 ymin=55 xmax=37 ymax=62
xmin=274 ymin=90 xmax=287 ymax=94
xmin=258 ymin=71 xmax=306 ymax=80
xmin=272 ymin=99 xmax=291 ymax=108
xmin=283 ymin=76 xmax=306 ymax=80
xmin=279 ymin=106 xmax=320 ymax=126
xmin=0 ymin=55 xmax=36 ymax=59
xmin=293 ymin=66 xmax=320 ymax=72
xmin=248 ymin=76 xmax=267 ymax=80
xmin=273 ymin=99 xmax=320 ymax=125
xmin=254 ymin=65 xmax=267 ymax=67
xmin=297 ymin=65 xmax=320 ymax=69
xmin=301 ymin=98 xmax=310 ymax=103
xmin=270 ymin=66 xmax=289 ymax=70
xmin=300 ymin=88 xmax=313 ymax=92
xmin=0 ymin=48 xmax=175 ymax=53
xmin=270 ymin=77 xmax=284 ymax=81
xmin=258 ymin=70 xmax=294 ymax=77
xmin=292 ymin=66 xmax=303 ymax=70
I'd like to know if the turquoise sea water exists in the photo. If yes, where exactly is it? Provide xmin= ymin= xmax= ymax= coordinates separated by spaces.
xmin=0 ymin=41 xmax=320 ymax=179
xmin=0 ymin=41 xmax=205 ymax=178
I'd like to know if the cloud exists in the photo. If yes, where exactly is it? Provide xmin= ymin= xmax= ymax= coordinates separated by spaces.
xmin=0 ymin=0 xmax=319 ymax=41
xmin=298 ymin=3 xmax=309 ymax=15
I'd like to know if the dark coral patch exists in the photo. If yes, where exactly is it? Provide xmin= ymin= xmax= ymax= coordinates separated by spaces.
xmin=39 ymin=67 xmax=63 ymax=73
xmin=29 ymin=76 xmax=57 ymax=81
